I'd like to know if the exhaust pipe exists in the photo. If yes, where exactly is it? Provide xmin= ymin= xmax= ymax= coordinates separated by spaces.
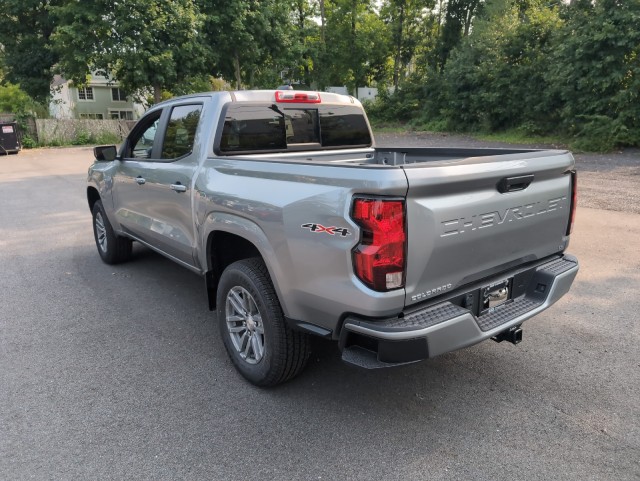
xmin=492 ymin=325 xmax=523 ymax=345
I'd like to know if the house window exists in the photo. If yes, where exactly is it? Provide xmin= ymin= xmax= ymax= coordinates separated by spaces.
xmin=112 ymin=88 xmax=127 ymax=101
xmin=79 ymin=113 xmax=104 ymax=119
xmin=77 ymin=87 xmax=94 ymax=101
xmin=109 ymin=110 xmax=134 ymax=120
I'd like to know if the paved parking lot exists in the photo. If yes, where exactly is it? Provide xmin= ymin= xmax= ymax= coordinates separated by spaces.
xmin=1 ymin=146 xmax=638 ymax=480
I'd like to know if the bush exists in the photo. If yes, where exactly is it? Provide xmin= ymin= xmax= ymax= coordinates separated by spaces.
xmin=372 ymin=0 xmax=639 ymax=152
xmin=94 ymin=132 xmax=121 ymax=145
xmin=21 ymin=135 xmax=37 ymax=149
xmin=549 ymin=1 xmax=640 ymax=150
xmin=407 ymin=117 xmax=449 ymax=132
xmin=571 ymin=115 xmax=639 ymax=152
xmin=68 ymin=130 xmax=122 ymax=146
xmin=71 ymin=131 xmax=91 ymax=145
xmin=0 ymin=83 xmax=32 ymax=113
xmin=364 ymin=83 xmax=425 ymax=126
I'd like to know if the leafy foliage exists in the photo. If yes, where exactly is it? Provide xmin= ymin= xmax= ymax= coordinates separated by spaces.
xmin=70 ymin=130 xmax=121 ymax=146
xmin=21 ymin=135 xmax=38 ymax=149
xmin=0 ymin=0 xmax=636 ymax=150
xmin=440 ymin=0 xmax=563 ymax=131
xmin=0 ymin=0 xmax=61 ymax=103
xmin=380 ymin=0 xmax=435 ymax=89
xmin=0 ymin=83 xmax=34 ymax=114
xmin=373 ymin=0 xmax=640 ymax=150
xmin=198 ymin=0 xmax=299 ymax=89
xmin=53 ymin=0 xmax=209 ymax=103
xmin=311 ymin=0 xmax=392 ymax=91
xmin=0 ymin=83 xmax=46 ymax=136
xmin=547 ymin=0 xmax=640 ymax=150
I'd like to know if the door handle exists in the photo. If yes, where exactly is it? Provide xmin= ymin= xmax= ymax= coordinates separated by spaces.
xmin=135 ymin=176 xmax=146 ymax=185
xmin=170 ymin=183 xmax=187 ymax=193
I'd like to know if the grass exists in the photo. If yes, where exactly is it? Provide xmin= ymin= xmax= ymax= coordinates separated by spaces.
xmin=471 ymin=130 xmax=569 ymax=148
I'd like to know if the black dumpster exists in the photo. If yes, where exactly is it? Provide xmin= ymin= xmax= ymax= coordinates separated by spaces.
xmin=0 ymin=122 xmax=21 ymax=155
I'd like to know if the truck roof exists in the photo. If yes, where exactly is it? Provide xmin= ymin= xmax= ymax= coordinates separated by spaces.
xmin=152 ymin=90 xmax=360 ymax=107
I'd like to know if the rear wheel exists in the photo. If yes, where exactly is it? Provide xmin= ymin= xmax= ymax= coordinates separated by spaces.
xmin=92 ymin=200 xmax=132 ymax=264
xmin=217 ymin=258 xmax=310 ymax=386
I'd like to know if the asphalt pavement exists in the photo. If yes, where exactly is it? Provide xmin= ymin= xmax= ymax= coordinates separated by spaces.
xmin=1 ymin=146 xmax=638 ymax=480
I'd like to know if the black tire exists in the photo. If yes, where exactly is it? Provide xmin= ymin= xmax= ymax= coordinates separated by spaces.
xmin=92 ymin=200 xmax=132 ymax=264
xmin=217 ymin=258 xmax=310 ymax=386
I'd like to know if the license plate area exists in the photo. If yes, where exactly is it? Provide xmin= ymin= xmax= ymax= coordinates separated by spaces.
xmin=481 ymin=278 xmax=513 ymax=314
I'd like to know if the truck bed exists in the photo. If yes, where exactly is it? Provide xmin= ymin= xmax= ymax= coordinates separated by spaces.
xmin=236 ymin=147 xmax=569 ymax=167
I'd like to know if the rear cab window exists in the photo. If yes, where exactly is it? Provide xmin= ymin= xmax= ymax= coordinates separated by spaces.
xmin=216 ymin=103 xmax=372 ymax=154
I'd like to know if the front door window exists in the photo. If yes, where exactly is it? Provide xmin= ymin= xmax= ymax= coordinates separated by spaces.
xmin=126 ymin=112 xmax=161 ymax=159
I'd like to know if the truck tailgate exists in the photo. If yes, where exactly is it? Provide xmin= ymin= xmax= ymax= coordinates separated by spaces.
xmin=402 ymin=150 xmax=575 ymax=307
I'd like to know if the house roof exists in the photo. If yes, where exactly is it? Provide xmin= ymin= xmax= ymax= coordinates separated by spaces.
xmin=51 ymin=75 xmax=67 ymax=87
xmin=50 ymin=73 xmax=120 ymax=88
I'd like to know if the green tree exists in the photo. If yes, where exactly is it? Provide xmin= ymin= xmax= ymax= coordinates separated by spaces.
xmin=381 ymin=0 xmax=435 ymax=89
xmin=53 ymin=0 xmax=209 ymax=103
xmin=548 ymin=0 xmax=640 ymax=149
xmin=199 ymin=0 xmax=301 ymax=89
xmin=0 ymin=0 xmax=61 ymax=103
xmin=0 ymin=83 xmax=47 ymax=144
xmin=440 ymin=0 xmax=562 ymax=130
xmin=0 ymin=83 xmax=34 ymax=114
xmin=0 ymin=49 xmax=6 ymax=82
xmin=290 ymin=0 xmax=320 ymax=86
xmin=433 ymin=0 xmax=484 ymax=70
xmin=314 ymin=0 xmax=391 ymax=93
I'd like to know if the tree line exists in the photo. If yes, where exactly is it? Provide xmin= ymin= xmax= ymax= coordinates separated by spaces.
xmin=0 ymin=0 xmax=637 ymax=150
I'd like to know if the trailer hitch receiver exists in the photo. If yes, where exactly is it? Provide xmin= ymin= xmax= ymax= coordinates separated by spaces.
xmin=492 ymin=325 xmax=523 ymax=345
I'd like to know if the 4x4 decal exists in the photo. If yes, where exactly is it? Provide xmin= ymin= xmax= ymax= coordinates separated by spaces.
xmin=301 ymin=223 xmax=351 ymax=237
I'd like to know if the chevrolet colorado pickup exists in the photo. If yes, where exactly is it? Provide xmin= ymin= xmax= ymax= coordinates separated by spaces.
xmin=88 ymin=90 xmax=579 ymax=386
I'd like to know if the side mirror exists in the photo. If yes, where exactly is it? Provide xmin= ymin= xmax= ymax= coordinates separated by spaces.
xmin=94 ymin=145 xmax=118 ymax=162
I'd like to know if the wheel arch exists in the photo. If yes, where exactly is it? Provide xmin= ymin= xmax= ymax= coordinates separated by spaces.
xmin=206 ymin=231 xmax=261 ymax=310
xmin=202 ymin=215 xmax=286 ymax=312
xmin=87 ymin=186 xmax=101 ymax=213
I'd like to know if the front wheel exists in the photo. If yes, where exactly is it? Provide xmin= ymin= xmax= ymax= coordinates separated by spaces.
xmin=92 ymin=200 xmax=132 ymax=264
xmin=217 ymin=258 xmax=310 ymax=386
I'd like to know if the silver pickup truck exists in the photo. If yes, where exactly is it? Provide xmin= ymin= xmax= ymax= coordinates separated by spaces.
xmin=88 ymin=90 xmax=579 ymax=386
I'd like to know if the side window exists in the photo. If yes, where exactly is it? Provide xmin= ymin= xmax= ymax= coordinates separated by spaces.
xmin=127 ymin=111 xmax=161 ymax=159
xmin=161 ymin=104 xmax=203 ymax=159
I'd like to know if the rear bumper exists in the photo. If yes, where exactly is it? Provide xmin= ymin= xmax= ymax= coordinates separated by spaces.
xmin=339 ymin=255 xmax=579 ymax=368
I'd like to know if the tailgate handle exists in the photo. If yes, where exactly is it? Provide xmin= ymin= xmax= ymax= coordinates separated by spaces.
xmin=498 ymin=174 xmax=534 ymax=193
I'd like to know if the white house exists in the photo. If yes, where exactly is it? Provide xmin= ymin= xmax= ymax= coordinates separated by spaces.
xmin=50 ymin=72 xmax=145 ymax=120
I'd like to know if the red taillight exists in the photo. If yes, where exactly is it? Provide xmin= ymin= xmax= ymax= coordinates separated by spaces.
xmin=567 ymin=171 xmax=577 ymax=235
xmin=351 ymin=198 xmax=406 ymax=291
xmin=274 ymin=91 xmax=321 ymax=103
